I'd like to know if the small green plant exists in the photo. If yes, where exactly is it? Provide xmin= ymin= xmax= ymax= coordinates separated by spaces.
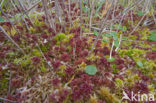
xmin=148 ymin=31 xmax=156 ymax=42
xmin=85 ymin=65 xmax=97 ymax=75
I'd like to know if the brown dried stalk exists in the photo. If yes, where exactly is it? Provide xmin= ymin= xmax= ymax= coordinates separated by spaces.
xmin=17 ymin=0 xmax=34 ymax=26
xmin=55 ymin=0 xmax=63 ymax=24
xmin=42 ymin=0 xmax=56 ymax=32
xmin=89 ymin=0 xmax=95 ymax=32
xmin=11 ymin=0 xmax=30 ymax=30
xmin=0 ymin=26 xmax=25 ymax=54
xmin=68 ymin=0 xmax=73 ymax=27
xmin=89 ymin=1 xmax=113 ymax=55
xmin=130 ymin=11 xmax=148 ymax=35
xmin=80 ymin=0 xmax=82 ymax=36
xmin=0 ymin=7 xmax=19 ymax=33
xmin=0 ymin=97 xmax=17 ymax=103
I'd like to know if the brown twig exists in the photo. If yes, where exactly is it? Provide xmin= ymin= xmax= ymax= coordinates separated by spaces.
xmin=80 ymin=0 xmax=82 ymax=37
xmin=0 ymin=7 xmax=19 ymax=33
xmin=89 ymin=1 xmax=113 ymax=55
xmin=130 ymin=11 xmax=148 ymax=35
xmin=68 ymin=0 xmax=73 ymax=27
xmin=42 ymin=0 xmax=56 ymax=32
xmin=89 ymin=0 xmax=95 ymax=32
xmin=0 ymin=97 xmax=17 ymax=103
xmin=0 ymin=26 xmax=25 ymax=54
xmin=17 ymin=0 xmax=34 ymax=26
xmin=11 ymin=0 xmax=30 ymax=30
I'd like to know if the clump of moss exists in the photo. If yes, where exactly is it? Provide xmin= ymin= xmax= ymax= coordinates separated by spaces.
xmin=54 ymin=33 xmax=66 ymax=41
xmin=88 ymin=94 xmax=98 ymax=103
xmin=98 ymin=87 xmax=119 ymax=103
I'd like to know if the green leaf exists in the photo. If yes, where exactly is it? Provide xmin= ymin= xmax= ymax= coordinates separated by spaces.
xmin=137 ymin=12 xmax=144 ymax=16
xmin=136 ymin=61 xmax=143 ymax=68
xmin=103 ymin=32 xmax=118 ymax=40
xmin=115 ymin=25 xmax=123 ymax=30
xmin=95 ymin=0 xmax=105 ymax=16
xmin=83 ymin=6 xmax=88 ymax=13
xmin=122 ymin=26 xmax=127 ymax=31
xmin=0 ymin=17 xmax=4 ymax=22
xmin=104 ymin=33 xmax=112 ymax=37
xmin=113 ymin=35 xmax=118 ymax=40
xmin=110 ymin=32 xmax=116 ymax=36
xmin=114 ymin=24 xmax=127 ymax=31
xmin=102 ymin=38 xmax=109 ymax=43
xmin=85 ymin=65 xmax=97 ymax=75
xmin=122 ymin=37 xmax=128 ymax=40
xmin=148 ymin=31 xmax=156 ymax=42
xmin=114 ymin=40 xmax=119 ymax=47
xmin=110 ymin=32 xmax=118 ymax=40
xmin=83 ymin=0 xmax=88 ymax=4
xmin=94 ymin=30 xmax=99 ymax=36
xmin=108 ymin=57 xmax=115 ymax=62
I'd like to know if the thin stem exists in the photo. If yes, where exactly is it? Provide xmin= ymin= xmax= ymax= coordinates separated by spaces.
xmin=11 ymin=0 xmax=30 ymax=30
xmin=115 ymin=34 xmax=122 ymax=51
xmin=152 ymin=11 xmax=156 ymax=25
xmin=0 ymin=26 xmax=25 ymax=54
xmin=0 ymin=97 xmax=17 ymax=103
xmin=68 ymin=0 xmax=72 ymax=27
xmin=89 ymin=0 xmax=94 ymax=32
xmin=89 ymin=1 xmax=113 ymax=55
xmin=37 ymin=44 xmax=53 ymax=69
xmin=55 ymin=0 xmax=62 ymax=24
xmin=109 ymin=40 xmax=114 ymax=59
xmin=42 ymin=0 xmax=56 ymax=32
xmin=17 ymin=0 xmax=33 ymax=26
xmin=0 ymin=7 xmax=18 ymax=32
xmin=130 ymin=11 xmax=148 ymax=35
xmin=26 ymin=1 xmax=41 ymax=13
xmin=80 ymin=0 xmax=82 ymax=37
xmin=131 ymin=10 xmax=134 ymax=27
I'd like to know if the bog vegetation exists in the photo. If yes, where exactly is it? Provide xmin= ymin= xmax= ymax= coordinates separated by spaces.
xmin=0 ymin=0 xmax=156 ymax=103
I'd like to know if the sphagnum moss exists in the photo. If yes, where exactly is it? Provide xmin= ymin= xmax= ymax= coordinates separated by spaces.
xmin=98 ymin=87 xmax=119 ymax=103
